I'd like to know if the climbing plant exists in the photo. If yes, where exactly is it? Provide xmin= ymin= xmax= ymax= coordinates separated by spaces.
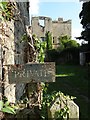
xmin=0 ymin=2 xmax=16 ymax=21
xmin=41 ymin=84 xmax=76 ymax=119
xmin=33 ymin=34 xmax=46 ymax=63
xmin=45 ymin=31 xmax=52 ymax=50
xmin=21 ymin=33 xmax=47 ymax=63
xmin=0 ymin=1 xmax=18 ymax=46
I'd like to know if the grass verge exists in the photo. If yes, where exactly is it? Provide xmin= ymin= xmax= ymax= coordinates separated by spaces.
xmin=47 ymin=65 xmax=89 ymax=119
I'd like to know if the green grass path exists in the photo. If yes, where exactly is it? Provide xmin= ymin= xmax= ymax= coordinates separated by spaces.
xmin=47 ymin=65 xmax=89 ymax=119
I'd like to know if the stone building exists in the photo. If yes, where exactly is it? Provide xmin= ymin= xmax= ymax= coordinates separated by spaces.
xmin=31 ymin=16 xmax=71 ymax=49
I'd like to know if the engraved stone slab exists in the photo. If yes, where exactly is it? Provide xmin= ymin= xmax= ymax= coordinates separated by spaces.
xmin=8 ymin=62 xmax=55 ymax=83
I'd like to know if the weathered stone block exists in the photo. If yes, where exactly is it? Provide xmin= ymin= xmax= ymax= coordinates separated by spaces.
xmin=67 ymin=100 xmax=79 ymax=119
xmin=48 ymin=96 xmax=79 ymax=119
xmin=8 ymin=62 xmax=55 ymax=83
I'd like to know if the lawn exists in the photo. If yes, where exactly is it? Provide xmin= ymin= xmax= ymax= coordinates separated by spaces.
xmin=47 ymin=65 xmax=89 ymax=119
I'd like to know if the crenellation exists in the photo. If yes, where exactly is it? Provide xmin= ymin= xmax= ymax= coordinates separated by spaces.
xmin=63 ymin=19 xmax=72 ymax=23
xmin=58 ymin=17 xmax=63 ymax=22
xmin=31 ymin=16 xmax=71 ymax=49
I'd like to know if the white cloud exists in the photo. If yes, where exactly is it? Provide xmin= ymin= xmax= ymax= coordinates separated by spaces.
xmin=72 ymin=28 xmax=83 ymax=44
xmin=72 ymin=28 xmax=81 ymax=39
xmin=29 ymin=0 xmax=40 ymax=15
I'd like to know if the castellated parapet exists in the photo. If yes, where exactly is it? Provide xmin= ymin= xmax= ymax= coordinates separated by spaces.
xmin=31 ymin=16 xmax=71 ymax=48
xmin=31 ymin=16 xmax=52 ymax=37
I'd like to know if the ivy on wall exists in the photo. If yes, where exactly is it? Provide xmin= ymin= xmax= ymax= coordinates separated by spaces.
xmin=0 ymin=2 xmax=16 ymax=21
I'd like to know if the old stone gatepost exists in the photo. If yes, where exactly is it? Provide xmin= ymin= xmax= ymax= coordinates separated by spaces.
xmin=0 ymin=2 xmax=30 ymax=102
xmin=0 ymin=44 xmax=2 ymax=100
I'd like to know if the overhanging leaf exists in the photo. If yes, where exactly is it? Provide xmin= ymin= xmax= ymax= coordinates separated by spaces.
xmin=2 ymin=106 xmax=16 ymax=114
xmin=0 ymin=101 xmax=3 ymax=110
xmin=4 ymin=101 xmax=10 ymax=107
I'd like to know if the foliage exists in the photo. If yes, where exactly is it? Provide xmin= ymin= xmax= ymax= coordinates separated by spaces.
xmin=41 ymin=83 xmax=49 ymax=120
xmin=55 ymin=107 xmax=69 ymax=120
xmin=48 ymin=65 xmax=88 ymax=118
xmin=45 ymin=49 xmax=60 ymax=62
xmin=45 ymin=47 xmax=80 ymax=65
xmin=59 ymin=35 xmax=80 ymax=49
xmin=79 ymin=1 xmax=90 ymax=48
xmin=79 ymin=2 xmax=90 ymax=28
xmin=0 ymin=96 xmax=17 ymax=115
xmin=45 ymin=35 xmax=80 ymax=64
xmin=21 ymin=33 xmax=28 ymax=42
xmin=0 ymin=2 xmax=18 ymax=47
xmin=59 ymin=47 xmax=80 ymax=64
xmin=80 ymin=43 xmax=89 ymax=52
xmin=0 ymin=2 xmax=15 ymax=21
xmin=66 ymin=40 xmax=80 ymax=48
xmin=45 ymin=31 xmax=52 ymax=50
xmin=57 ymin=41 xmax=65 ymax=51
xmin=33 ymin=34 xmax=47 ymax=63
xmin=41 ymin=83 xmax=76 ymax=120
xmin=21 ymin=33 xmax=47 ymax=63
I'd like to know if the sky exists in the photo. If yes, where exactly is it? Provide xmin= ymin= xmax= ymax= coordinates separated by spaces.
xmin=30 ymin=0 xmax=83 ymax=44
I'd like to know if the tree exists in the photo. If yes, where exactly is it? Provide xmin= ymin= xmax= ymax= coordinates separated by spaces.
xmin=45 ymin=31 xmax=52 ymax=50
xmin=79 ymin=1 xmax=90 ymax=49
xmin=66 ymin=40 xmax=80 ymax=48
xmin=59 ymin=35 xmax=80 ymax=49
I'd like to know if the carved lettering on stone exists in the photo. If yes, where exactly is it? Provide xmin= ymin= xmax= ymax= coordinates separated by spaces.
xmin=8 ymin=62 xmax=55 ymax=83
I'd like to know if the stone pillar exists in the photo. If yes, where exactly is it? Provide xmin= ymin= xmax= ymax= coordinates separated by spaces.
xmin=14 ymin=2 xmax=30 ymax=101
xmin=80 ymin=52 xmax=86 ymax=66
xmin=0 ymin=44 xmax=2 ymax=100
xmin=2 ymin=21 xmax=15 ymax=103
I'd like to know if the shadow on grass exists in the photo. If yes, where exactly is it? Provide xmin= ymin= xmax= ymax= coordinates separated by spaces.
xmin=47 ymin=65 xmax=89 ymax=119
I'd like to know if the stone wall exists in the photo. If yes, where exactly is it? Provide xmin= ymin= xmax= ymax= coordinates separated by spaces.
xmin=2 ymin=20 xmax=15 ymax=103
xmin=0 ymin=44 xmax=2 ymax=100
xmin=0 ymin=2 xmax=30 ymax=102
xmin=31 ymin=16 xmax=71 ymax=49
xmin=14 ymin=2 xmax=29 ymax=64
xmin=14 ymin=2 xmax=30 ymax=101
xmin=52 ymin=19 xmax=71 ymax=38
xmin=31 ymin=16 xmax=52 ymax=38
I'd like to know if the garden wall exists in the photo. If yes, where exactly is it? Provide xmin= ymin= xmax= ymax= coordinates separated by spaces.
xmin=0 ymin=2 xmax=30 ymax=102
